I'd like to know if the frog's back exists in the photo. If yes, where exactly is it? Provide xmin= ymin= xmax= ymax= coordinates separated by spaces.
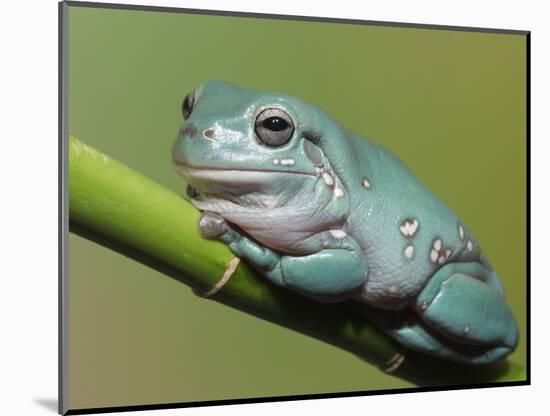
xmin=343 ymin=133 xmax=484 ymax=310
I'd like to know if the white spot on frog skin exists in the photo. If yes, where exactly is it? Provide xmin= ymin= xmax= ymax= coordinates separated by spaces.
xmin=280 ymin=158 xmax=295 ymax=166
xmin=400 ymin=218 xmax=419 ymax=238
xmin=366 ymin=206 xmax=374 ymax=217
xmin=431 ymin=239 xmax=452 ymax=265
xmin=458 ymin=224 xmax=465 ymax=241
xmin=314 ymin=166 xmax=322 ymax=174
xmin=421 ymin=301 xmax=428 ymax=311
xmin=389 ymin=285 xmax=398 ymax=294
xmin=322 ymin=172 xmax=335 ymax=187
xmin=329 ymin=229 xmax=346 ymax=239
xmin=273 ymin=159 xmax=280 ymax=165
xmin=464 ymin=326 xmax=470 ymax=333
xmin=404 ymin=245 xmax=414 ymax=259
xmin=467 ymin=240 xmax=473 ymax=252
xmin=362 ymin=178 xmax=371 ymax=189
xmin=333 ymin=187 xmax=345 ymax=198
xmin=430 ymin=238 xmax=451 ymax=264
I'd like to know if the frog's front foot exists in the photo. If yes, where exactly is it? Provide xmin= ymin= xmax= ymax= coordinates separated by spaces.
xmin=198 ymin=212 xmax=229 ymax=239
xmin=196 ymin=212 xmax=368 ymax=301
xmin=197 ymin=211 xmax=283 ymax=281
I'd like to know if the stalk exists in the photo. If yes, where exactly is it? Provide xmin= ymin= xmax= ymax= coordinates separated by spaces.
xmin=68 ymin=136 xmax=526 ymax=387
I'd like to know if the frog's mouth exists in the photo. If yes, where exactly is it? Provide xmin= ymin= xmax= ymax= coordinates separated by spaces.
xmin=173 ymin=158 xmax=321 ymax=214
xmin=173 ymin=160 xmax=315 ymax=182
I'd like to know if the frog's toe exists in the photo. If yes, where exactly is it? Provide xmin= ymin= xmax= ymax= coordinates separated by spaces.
xmin=198 ymin=211 xmax=229 ymax=239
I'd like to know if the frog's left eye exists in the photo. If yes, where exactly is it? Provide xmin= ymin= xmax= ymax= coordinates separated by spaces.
xmin=182 ymin=89 xmax=196 ymax=120
xmin=255 ymin=108 xmax=294 ymax=147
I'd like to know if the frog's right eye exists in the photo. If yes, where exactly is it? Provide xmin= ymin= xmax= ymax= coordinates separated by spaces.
xmin=182 ymin=89 xmax=196 ymax=120
xmin=254 ymin=108 xmax=295 ymax=147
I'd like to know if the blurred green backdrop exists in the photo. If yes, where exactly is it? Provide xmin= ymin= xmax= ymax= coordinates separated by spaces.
xmin=67 ymin=4 xmax=527 ymax=410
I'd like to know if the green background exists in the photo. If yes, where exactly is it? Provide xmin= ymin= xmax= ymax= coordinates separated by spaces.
xmin=67 ymin=4 xmax=527 ymax=410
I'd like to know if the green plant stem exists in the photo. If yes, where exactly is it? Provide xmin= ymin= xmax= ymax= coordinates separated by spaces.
xmin=68 ymin=136 xmax=526 ymax=387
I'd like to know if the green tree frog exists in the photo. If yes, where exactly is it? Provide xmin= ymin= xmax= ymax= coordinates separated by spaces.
xmin=172 ymin=80 xmax=519 ymax=364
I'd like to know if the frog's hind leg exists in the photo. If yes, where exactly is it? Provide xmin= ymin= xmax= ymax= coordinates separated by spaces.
xmin=363 ymin=262 xmax=519 ymax=364
xmin=415 ymin=261 xmax=518 ymax=356
xmin=361 ymin=306 xmax=508 ymax=365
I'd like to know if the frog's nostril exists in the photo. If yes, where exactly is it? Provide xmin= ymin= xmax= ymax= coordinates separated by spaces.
xmin=203 ymin=128 xmax=215 ymax=139
xmin=180 ymin=122 xmax=198 ymax=138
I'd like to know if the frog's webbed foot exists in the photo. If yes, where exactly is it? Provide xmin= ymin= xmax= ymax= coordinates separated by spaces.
xmin=198 ymin=211 xmax=367 ymax=301
xmin=365 ymin=262 xmax=519 ymax=364
xmin=198 ymin=211 xmax=282 ymax=273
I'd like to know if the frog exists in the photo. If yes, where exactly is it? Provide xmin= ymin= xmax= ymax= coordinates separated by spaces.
xmin=171 ymin=80 xmax=519 ymax=365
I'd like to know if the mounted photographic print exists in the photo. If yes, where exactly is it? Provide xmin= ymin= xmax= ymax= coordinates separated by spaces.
xmin=59 ymin=1 xmax=529 ymax=414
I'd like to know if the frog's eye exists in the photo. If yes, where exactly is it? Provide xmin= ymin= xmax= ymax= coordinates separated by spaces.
xmin=182 ymin=89 xmax=196 ymax=120
xmin=254 ymin=108 xmax=295 ymax=147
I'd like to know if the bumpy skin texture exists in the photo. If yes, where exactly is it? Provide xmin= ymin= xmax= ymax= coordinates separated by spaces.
xmin=172 ymin=80 xmax=519 ymax=364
